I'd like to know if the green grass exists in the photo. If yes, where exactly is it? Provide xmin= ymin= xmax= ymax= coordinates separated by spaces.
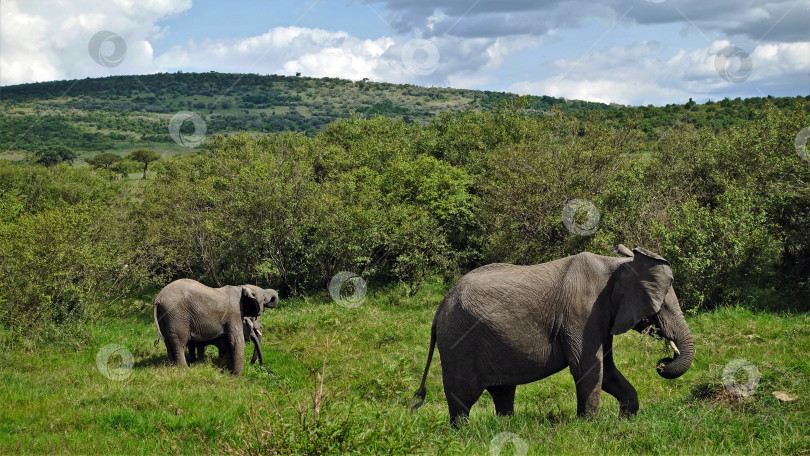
xmin=1 ymin=283 xmax=808 ymax=454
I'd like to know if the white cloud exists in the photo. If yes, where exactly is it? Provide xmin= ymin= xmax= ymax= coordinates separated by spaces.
xmin=1 ymin=0 xmax=805 ymax=106
xmin=510 ymin=40 xmax=810 ymax=105
xmin=0 ymin=0 xmax=191 ymax=85
xmin=154 ymin=27 xmax=396 ymax=81
xmin=0 ymin=0 xmax=537 ymax=90
xmin=153 ymin=27 xmax=540 ymax=88
xmin=0 ymin=1 xmax=58 ymax=84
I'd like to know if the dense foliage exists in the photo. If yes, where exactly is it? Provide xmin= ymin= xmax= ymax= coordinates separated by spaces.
xmin=2 ymin=72 xmax=806 ymax=156
xmin=0 ymin=91 xmax=808 ymax=336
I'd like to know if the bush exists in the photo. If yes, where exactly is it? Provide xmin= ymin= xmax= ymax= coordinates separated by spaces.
xmin=133 ymin=121 xmax=476 ymax=295
xmin=476 ymin=109 xmax=625 ymax=264
xmin=653 ymin=189 xmax=780 ymax=310
xmin=0 ymin=162 xmax=152 ymax=336
xmin=2 ymin=100 xmax=809 ymax=337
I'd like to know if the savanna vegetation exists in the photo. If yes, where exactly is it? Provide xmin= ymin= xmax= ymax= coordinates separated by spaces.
xmin=0 ymin=73 xmax=809 ymax=454
xmin=1 ymin=72 xmax=804 ymax=159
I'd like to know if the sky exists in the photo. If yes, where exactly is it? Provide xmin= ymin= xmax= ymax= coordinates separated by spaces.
xmin=1 ymin=0 xmax=808 ymax=106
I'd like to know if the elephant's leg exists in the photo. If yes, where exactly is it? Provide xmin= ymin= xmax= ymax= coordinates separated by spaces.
xmin=198 ymin=344 xmax=208 ymax=361
xmin=602 ymin=350 xmax=639 ymax=416
xmin=443 ymin=376 xmax=483 ymax=427
xmin=197 ymin=343 xmax=210 ymax=363
xmin=227 ymin=333 xmax=246 ymax=376
xmin=165 ymin=337 xmax=187 ymax=367
xmin=487 ymin=385 xmax=516 ymax=416
xmin=218 ymin=343 xmax=227 ymax=361
xmin=164 ymin=339 xmax=177 ymax=364
xmin=186 ymin=342 xmax=197 ymax=364
xmin=567 ymin=347 xmax=603 ymax=417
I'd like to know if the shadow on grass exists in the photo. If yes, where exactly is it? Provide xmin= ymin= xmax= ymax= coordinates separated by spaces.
xmin=136 ymin=351 xmax=233 ymax=370
xmin=137 ymin=353 xmax=168 ymax=369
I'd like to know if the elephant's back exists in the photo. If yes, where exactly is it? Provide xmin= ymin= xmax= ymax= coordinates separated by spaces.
xmin=154 ymin=279 xmax=222 ymax=309
xmin=451 ymin=260 xmax=570 ymax=302
xmin=157 ymin=278 xmax=201 ymax=291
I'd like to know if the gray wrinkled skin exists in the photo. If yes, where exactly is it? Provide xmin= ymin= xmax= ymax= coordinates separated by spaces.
xmin=153 ymin=279 xmax=278 ymax=375
xmin=412 ymin=245 xmax=694 ymax=427
xmin=187 ymin=316 xmax=264 ymax=366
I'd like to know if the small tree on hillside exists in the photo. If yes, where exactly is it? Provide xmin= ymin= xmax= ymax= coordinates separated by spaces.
xmin=127 ymin=148 xmax=161 ymax=179
xmin=35 ymin=145 xmax=77 ymax=167
xmin=87 ymin=153 xmax=123 ymax=170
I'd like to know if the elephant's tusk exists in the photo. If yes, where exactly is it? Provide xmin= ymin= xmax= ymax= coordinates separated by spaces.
xmin=668 ymin=339 xmax=680 ymax=356
xmin=256 ymin=329 xmax=262 ymax=337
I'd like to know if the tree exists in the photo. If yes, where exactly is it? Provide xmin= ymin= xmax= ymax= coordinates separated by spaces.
xmin=35 ymin=145 xmax=76 ymax=167
xmin=685 ymin=97 xmax=697 ymax=110
xmin=87 ymin=153 xmax=122 ymax=170
xmin=127 ymin=148 xmax=161 ymax=179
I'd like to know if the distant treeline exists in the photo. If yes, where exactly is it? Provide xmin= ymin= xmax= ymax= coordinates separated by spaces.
xmin=0 ymin=72 xmax=597 ymax=112
xmin=3 ymin=72 xmax=807 ymax=156
xmin=1 ymin=100 xmax=808 ymax=337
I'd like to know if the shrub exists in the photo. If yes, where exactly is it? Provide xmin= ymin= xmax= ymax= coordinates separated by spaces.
xmin=0 ymin=162 xmax=152 ymax=336
xmin=653 ymin=188 xmax=780 ymax=310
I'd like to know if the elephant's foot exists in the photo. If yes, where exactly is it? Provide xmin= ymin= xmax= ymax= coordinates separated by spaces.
xmin=487 ymin=385 xmax=516 ymax=417
xmin=576 ymin=409 xmax=599 ymax=419
xmin=445 ymin=386 xmax=482 ymax=428
xmin=619 ymin=403 xmax=639 ymax=417
xmin=450 ymin=413 xmax=469 ymax=429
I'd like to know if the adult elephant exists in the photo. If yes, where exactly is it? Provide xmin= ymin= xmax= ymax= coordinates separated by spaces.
xmin=187 ymin=317 xmax=265 ymax=366
xmin=411 ymin=245 xmax=694 ymax=427
xmin=153 ymin=279 xmax=278 ymax=375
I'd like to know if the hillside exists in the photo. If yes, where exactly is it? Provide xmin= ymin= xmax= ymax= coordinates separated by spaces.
xmin=1 ymin=72 xmax=807 ymax=163
xmin=1 ymin=72 xmax=809 ymax=454
xmin=0 ymin=72 xmax=604 ymax=159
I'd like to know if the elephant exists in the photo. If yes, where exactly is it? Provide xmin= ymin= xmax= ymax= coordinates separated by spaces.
xmin=153 ymin=278 xmax=278 ymax=375
xmin=187 ymin=316 xmax=264 ymax=366
xmin=411 ymin=245 xmax=694 ymax=427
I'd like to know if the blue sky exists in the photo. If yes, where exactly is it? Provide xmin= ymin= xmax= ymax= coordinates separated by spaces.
xmin=1 ymin=0 xmax=808 ymax=105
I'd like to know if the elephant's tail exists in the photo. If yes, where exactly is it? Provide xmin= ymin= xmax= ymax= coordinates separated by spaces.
xmin=153 ymin=301 xmax=163 ymax=346
xmin=411 ymin=311 xmax=438 ymax=413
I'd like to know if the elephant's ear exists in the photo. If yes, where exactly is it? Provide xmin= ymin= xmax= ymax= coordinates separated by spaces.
xmin=240 ymin=287 xmax=264 ymax=317
xmin=610 ymin=247 xmax=674 ymax=335
xmin=615 ymin=244 xmax=634 ymax=257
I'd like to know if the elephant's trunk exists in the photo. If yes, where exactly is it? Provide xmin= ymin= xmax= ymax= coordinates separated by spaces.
xmin=655 ymin=312 xmax=694 ymax=380
xmin=250 ymin=332 xmax=263 ymax=365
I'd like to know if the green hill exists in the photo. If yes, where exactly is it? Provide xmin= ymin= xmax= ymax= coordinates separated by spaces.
xmin=2 ymin=72 xmax=807 ymax=162
xmin=0 ymin=72 xmax=606 ymax=158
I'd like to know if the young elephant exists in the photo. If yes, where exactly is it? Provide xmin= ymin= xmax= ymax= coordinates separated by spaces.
xmin=153 ymin=279 xmax=278 ymax=375
xmin=411 ymin=246 xmax=694 ymax=427
xmin=187 ymin=317 xmax=264 ymax=366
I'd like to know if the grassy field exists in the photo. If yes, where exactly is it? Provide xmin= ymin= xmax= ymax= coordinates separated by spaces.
xmin=1 ymin=282 xmax=808 ymax=455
